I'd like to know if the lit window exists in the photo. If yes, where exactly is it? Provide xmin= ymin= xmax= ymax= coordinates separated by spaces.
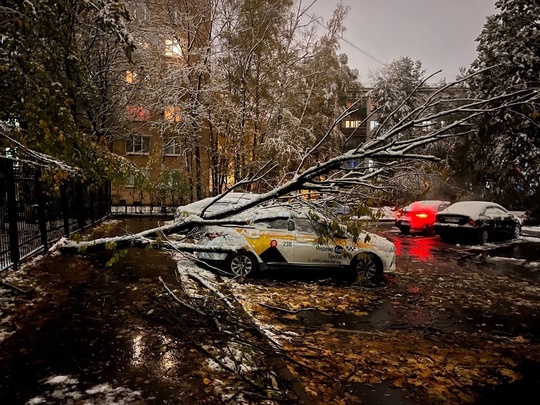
xmin=126 ymin=135 xmax=150 ymax=155
xmin=125 ymin=71 xmax=138 ymax=83
xmin=126 ymin=105 xmax=150 ymax=121
xmin=164 ymin=137 xmax=181 ymax=156
xmin=342 ymin=120 xmax=360 ymax=129
xmin=421 ymin=120 xmax=433 ymax=132
xmin=165 ymin=39 xmax=182 ymax=57
xmin=369 ymin=120 xmax=379 ymax=130
xmin=164 ymin=105 xmax=182 ymax=122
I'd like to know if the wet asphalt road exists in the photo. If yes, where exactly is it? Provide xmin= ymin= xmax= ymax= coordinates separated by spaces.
xmin=0 ymin=217 xmax=539 ymax=404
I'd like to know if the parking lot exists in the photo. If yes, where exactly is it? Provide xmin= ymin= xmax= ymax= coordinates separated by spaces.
xmin=1 ymin=217 xmax=539 ymax=404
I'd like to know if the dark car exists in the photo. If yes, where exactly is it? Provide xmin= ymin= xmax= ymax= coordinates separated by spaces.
xmin=434 ymin=201 xmax=521 ymax=244
xmin=395 ymin=200 xmax=451 ymax=235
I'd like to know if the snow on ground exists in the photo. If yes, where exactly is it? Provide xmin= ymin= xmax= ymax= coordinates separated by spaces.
xmin=26 ymin=375 xmax=143 ymax=404
xmin=522 ymin=226 xmax=540 ymax=237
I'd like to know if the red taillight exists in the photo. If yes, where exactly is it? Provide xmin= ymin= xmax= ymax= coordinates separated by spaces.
xmin=205 ymin=232 xmax=222 ymax=240
xmin=416 ymin=212 xmax=429 ymax=219
xmin=468 ymin=218 xmax=475 ymax=226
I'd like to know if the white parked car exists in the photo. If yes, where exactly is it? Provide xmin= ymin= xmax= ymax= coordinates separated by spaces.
xmin=196 ymin=206 xmax=396 ymax=284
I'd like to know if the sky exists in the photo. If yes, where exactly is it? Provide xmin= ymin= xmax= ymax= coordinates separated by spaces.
xmin=305 ymin=0 xmax=497 ymax=85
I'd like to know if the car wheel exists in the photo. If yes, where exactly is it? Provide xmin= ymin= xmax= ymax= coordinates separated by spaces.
xmin=399 ymin=227 xmax=410 ymax=235
xmin=350 ymin=252 xmax=381 ymax=285
xmin=479 ymin=229 xmax=489 ymax=244
xmin=227 ymin=252 xmax=258 ymax=279
xmin=513 ymin=224 xmax=521 ymax=239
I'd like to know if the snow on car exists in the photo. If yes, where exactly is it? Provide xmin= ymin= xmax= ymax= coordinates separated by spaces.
xmin=195 ymin=206 xmax=396 ymax=284
xmin=174 ymin=192 xmax=260 ymax=219
xmin=434 ymin=201 xmax=522 ymax=244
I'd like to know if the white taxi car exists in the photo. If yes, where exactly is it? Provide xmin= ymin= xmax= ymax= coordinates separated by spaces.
xmin=196 ymin=206 xmax=396 ymax=284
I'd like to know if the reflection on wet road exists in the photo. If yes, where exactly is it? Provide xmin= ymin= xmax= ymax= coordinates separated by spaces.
xmin=375 ymin=222 xmax=540 ymax=266
xmin=392 ymin=235 xmax=438 ymax=261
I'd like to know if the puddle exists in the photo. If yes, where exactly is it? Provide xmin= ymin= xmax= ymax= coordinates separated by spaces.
xmin=290 ymin=302 xmax=458 ymax=333
xmin=345 ymin=380 xmax=418 ymax=405
xmin=487 ymin=242 xmax=540 ymax=261
xmin=392 ymin=236 xmax=439 ymax=262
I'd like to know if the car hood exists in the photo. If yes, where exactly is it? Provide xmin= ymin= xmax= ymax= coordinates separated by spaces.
xmin=363 ymin=232 xmax=395 ymax=252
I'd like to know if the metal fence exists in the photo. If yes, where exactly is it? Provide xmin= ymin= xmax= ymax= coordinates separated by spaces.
xmin=111 ymin=204 xmax=176 ymax=216
xmin=0 ymin=156 xmax=111 ymax=271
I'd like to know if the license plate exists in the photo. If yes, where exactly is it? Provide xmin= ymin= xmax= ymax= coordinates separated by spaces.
xmin=445 ymin=217 xmax=460 ymax=223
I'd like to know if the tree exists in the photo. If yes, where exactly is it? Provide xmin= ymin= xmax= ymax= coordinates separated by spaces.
xmin=466 ymin=0 xmax=540 ymax=210
xmin=63 ymin=72 xmax=539 ymax=253
xmin=367 ymin=58 xmax=461 ymax=204
xmin=0 ymin=0 xmax=135 ymax=181
xmin=203 ymin=0 xmax=362 ymax=193
xmin=369 ymin=57 xmax=426 ymax=137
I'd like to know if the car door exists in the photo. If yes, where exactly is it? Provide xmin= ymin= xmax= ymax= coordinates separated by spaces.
xmin=246 ymin=218 xmax=295 ymax=266
xmin=497 ymin=208 xmax=518 ymax=237
xmin=292 ymin=217 xmax=340 ymax=266
xmin=483 ymin=206 xmax=506 ymax=238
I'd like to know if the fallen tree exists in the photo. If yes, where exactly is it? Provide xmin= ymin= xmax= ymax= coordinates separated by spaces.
xmin=60 ymin=69 xmax=540 ymax=253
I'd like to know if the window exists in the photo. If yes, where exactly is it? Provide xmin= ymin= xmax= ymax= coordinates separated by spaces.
xmin=295 ymin=218 xmax=315 ymax=233
xmin=163 ymin=137 xmax=181 ymax=156
xmin=485 ymin=207 xmax=507 ymax=217
xmin=164 ymin=105 xmax=182 ymax=122
xmin=421 ymin=120 xmax=433 ymax=132
xmin=126 ymin=105 xmax=150 ymax=121
xmin=126 ymin=135 xmax=150 ymax=155
xmin=342 ymin=120 xmax=360 ymax=129
xmin=126 ymin=168 xmax=150 ymax=188
xmin=165 ymin=39 xmax=182 ymax=57
xmin=125 ymin=71 xmax=138 ymax=84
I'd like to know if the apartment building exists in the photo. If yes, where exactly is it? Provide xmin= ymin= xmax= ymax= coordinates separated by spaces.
xmin=111 ymin=0 xmax=211 ymax=207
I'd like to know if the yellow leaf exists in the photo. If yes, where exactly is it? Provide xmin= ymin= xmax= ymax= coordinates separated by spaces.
xmin=499 ymin=368 xmax=520 ymax=382
xmin=203 ymin=378 xmax=211 ymax=385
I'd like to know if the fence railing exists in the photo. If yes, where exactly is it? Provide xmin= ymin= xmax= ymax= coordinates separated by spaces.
xmin=110 ymin=203 xmax=176 ymax=216
xmin=0 ymin=156 xmax=111 ymax=271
